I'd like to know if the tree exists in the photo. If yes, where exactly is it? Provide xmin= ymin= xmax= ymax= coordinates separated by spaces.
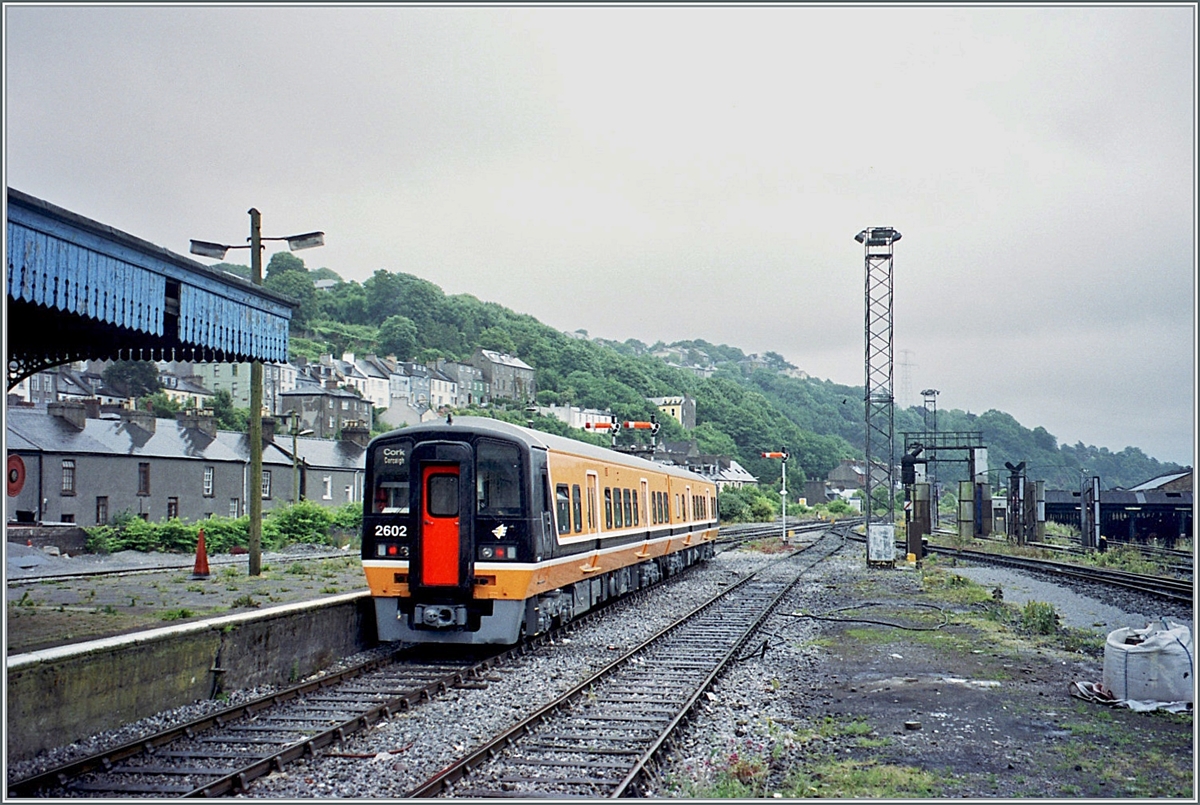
xmin=103 ymin=360 xmax=160 ymax=397
xmin=141 ymin=391 xmax=182 ymax=418
xmin=211 ymin=389 xmax=248 ymax=431
xmin=266 ymin=251 xmax=306 ymax=279
xmin=378 ymin=315 xmax=419 ymax=361
xmin=264 ymin=270 xmax=318 ymax=328
xmin=478 ymin=326 xmax=517 ymax=355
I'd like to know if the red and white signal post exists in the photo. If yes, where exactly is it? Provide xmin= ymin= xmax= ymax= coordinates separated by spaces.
xmin=761 ymin=450 xmax=790 ymax=543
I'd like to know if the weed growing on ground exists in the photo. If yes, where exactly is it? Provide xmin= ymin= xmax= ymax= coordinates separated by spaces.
xmin=1020 ymin=600 xmax=1060 ymax=635
xmin=159 ymin=608 xmax=194 ymax=621
xmin=231 ymin=595 xmax=260 ymax=609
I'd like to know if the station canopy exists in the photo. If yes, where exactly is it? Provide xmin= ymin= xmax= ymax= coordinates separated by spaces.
xmin=6 ymin=188 xmax=296 ymax=389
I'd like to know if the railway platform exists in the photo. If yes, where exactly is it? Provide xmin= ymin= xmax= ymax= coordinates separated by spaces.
xmin=5 ymin=541 xmax=376 ymax=760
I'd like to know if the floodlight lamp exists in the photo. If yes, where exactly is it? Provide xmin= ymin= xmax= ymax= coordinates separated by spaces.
xmin=189 ymin=239 xmax=231 ymax=259
xmin=286 ymin=231 xmax=325 ymax=251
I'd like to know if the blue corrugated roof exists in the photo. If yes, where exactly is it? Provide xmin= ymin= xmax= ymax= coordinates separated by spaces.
xmin=7 ymin=188 xmax=293 ymax=364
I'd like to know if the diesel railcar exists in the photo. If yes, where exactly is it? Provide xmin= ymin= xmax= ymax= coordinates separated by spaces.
xmin=362 ymin=416 xmax=718 ymax=645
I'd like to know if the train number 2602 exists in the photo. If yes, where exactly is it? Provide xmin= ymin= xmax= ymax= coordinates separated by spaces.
xmin=374 ymin=524 xmax=408 ymax=537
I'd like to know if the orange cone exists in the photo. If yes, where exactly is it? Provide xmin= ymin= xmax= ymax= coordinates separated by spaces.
xmin=190 ymin=528 xmax=210 ymax=579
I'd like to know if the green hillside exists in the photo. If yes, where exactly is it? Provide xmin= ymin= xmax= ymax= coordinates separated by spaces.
xmin=259 ymin=256 xmax=1185 ymax=492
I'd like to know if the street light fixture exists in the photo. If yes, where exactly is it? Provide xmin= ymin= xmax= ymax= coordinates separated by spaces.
xmin=191 ymin=209 xmax=324 ymax=575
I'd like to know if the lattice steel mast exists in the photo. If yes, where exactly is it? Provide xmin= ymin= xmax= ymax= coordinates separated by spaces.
xmin=855 ymin=227 xmax=901 ymax=542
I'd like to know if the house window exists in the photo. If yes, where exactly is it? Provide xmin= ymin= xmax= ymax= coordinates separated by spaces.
xmin=323 ymin=475 xmax=333 ymax=500
xmin=344 ymin=485 xmax=354 ymax=502
xmin=96 ymin=496 xmax=109 ymax=525
xmin=203 ymin=466 xmax=215 ymax=497
xmin=61 ymin=513 xmax=75 ymax=523
xmin=61 ymin=459 xmax=76 ymax=495
xmin=138 ymin=462 xmax=151 ymax=495
xmin=167 ymin=497 xmax=179 ymax=519
xmin=229 ymin=498 xmax=240 ymax=517
xmin=341 ymin=400 xmax=349 ymax=410
xmin=261 ymin=471 xmax=272 ymax=499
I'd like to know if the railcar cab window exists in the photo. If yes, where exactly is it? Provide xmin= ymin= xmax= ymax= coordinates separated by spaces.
xmin=373 ymin=439 xmax=412 ymax=514
xmin=477 ymin=440 xmax=522 ymax=515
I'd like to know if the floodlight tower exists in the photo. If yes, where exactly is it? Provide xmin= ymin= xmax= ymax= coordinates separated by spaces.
xmin=855 ymin=226 xmax=901 ymax=554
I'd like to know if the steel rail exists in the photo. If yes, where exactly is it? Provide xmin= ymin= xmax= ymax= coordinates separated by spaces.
xmin=925 ymin=546 xmax=1192 ymax=603
xmin=405 ymin=527 xmax=846 ymax=798
xmin=7 ymin=543 xmax=724 ymax=798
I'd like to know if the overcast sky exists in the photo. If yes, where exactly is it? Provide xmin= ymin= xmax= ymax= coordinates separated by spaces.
xmin=5 ymin=4 xmax=1196 ymax=467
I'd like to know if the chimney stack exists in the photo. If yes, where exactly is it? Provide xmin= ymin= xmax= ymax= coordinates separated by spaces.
xmin=119 ymin=407 xmax=157 ymax=434
xmin=176 ymin=409 xmax=218 ymax=440
xmin=340 ymin=420 xmax=371 ymax=449
xmin=48 ymin=401 xmax=87 ymax=430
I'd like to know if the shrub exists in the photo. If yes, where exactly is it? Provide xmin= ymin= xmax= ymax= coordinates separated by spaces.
xmin=196 ymin=516 xmax=250 ymax=554
xmin=329 ymin=501 xmax=363 ymax=533
xmin=265 ymin=500 xmax=333 ymax=547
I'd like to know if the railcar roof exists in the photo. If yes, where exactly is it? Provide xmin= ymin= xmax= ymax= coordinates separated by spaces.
xmin=371 ymin=416 xmax=709 ymax=483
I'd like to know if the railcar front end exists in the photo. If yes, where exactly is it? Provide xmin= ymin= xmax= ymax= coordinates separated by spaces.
xmin=362 ymin=417 xmax=719 ymax=646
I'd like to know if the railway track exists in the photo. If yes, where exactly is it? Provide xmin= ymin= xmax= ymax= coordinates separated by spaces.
xmin=406 ymin=527 xmax=847 ymax=799
xmin=967 ymin=534 xmax=1193 ymax=575
xmin=6 ymin=646 xmax=512 ymax=798
xmin=844 ymin=531 xmax=1192 ymax=604
xmin=924 ymin=545 xmax=1193 ymax=603
xmin=8 ymin=527 xmax=789 ymax=798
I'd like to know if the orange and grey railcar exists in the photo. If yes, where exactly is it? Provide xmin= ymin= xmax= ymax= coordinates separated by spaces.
xmin=362 ymin=416 xmax=718 ymax=645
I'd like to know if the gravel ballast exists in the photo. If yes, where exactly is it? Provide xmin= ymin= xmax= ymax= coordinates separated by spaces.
xmin=7 ymin=537 xmax=1193 ymax=798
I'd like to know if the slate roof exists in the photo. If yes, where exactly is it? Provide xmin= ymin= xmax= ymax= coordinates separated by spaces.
xmin=1127 ymin=470 xmax=1192 ymax=492
xmin=6 ymin=408 xmax=364 ymax=472
xmin=478 ymin=350 xmax=533 ymax=371
xmin=6 ymin=407 xmax=250 ymax=462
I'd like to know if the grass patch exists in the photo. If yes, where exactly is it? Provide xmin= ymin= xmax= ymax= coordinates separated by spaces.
xmin=159 ymin=608 xmax=195 ymax=621
xmin=787 ymin=759 xmax=942 ymax=798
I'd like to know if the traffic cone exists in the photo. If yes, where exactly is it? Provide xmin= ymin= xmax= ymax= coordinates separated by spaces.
xmin=190 ymin=528 xmax=210 ymax=579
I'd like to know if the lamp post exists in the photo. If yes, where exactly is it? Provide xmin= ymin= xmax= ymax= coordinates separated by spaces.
xmin=287 ymin=414 xmax=314 ymax=503
xmin=191 ymin=211 xmax=323 ymax=575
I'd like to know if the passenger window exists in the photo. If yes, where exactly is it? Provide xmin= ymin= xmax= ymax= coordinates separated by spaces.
xmin=556 ymin=484 xmax=571 ymax=534
xmin=572 ymin=485 xmax=583 ymax=533
xmin=614 ymin=488 xmax=624 ymax=528
xmin=604 ymin=488 xmax=613 ymax=529
xmin=623 ymin=489 xmax=632 ymax=528
xmin=632 ymin=490 xmax=639 ymax=526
